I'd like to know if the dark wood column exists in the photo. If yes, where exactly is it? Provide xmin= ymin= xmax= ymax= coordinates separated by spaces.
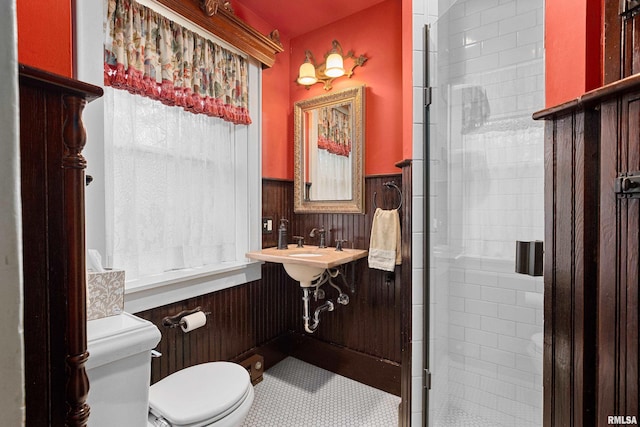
xmin=19 ymin=65 xmax=102 ymax=427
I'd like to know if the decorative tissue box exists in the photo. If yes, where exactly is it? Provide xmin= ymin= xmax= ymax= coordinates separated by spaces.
xmin=87 ymin=269 xmax=125 ymax=321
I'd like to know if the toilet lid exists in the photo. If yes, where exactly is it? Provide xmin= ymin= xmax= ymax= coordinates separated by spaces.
xmin=149 ymin=362 xmax=251 ymax=426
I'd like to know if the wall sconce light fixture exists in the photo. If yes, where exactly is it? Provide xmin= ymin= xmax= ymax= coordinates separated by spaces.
xmin=297 ymin=40 xmax=368 ymax=91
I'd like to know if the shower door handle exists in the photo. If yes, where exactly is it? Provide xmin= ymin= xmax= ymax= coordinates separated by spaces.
xmin=515 ymin=241 xmax=543 ymax=277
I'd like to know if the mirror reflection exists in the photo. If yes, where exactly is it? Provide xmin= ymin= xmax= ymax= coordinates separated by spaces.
xmin=306 ymin=102 xmax=353 ymax=201
xmin=294 ymin=85 xmax=365 ymax=213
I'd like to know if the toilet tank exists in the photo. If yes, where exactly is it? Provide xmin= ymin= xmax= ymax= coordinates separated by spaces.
xmin=86 ymin=312 xmax=161 ymax=427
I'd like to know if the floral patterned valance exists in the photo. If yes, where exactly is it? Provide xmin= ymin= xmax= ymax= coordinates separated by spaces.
xmin=104 ymin=0 xmax=251 ymax=124
xmin=317 ymin=106 xmax=352 ymax=157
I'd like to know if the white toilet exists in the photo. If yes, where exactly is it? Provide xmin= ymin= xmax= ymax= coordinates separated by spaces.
xmin=147 ymin=361 xmax=254 ymax=427
xmin=86 ymin=312 xmax=254 ymax=427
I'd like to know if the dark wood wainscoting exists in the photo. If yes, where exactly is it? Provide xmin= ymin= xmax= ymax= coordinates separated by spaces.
xmin=537 ymin=108 xmax=599 ymax=427
xmin=534 ymin=75 xmax=640 ymax=426
xmin=598 ymin=89 xmax=640 ymax=423
xmin=136 ymin=263 xmax=298 ymax=384
xmin=267 ymin=174 xmax=405 ymax=365
xmin=262 ymin=178 xmax=295 ymax=249
xmin=137 ymin=174 xmax=410 ymax=402
xmin=261 ymin=174 xmax=410 ymax=399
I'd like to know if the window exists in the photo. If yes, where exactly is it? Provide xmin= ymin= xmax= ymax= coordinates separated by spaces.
xmin=104 ymin=87 xmax=238 ymax=280
xmin=77 ymin=0 xmax=262 ymax=312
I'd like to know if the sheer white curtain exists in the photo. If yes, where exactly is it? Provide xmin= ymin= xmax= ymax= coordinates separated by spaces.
xmin=104 ymin=87 xmax=236 ymax=280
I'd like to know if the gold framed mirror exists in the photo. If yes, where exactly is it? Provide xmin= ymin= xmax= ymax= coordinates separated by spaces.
xmin=294 ymin=85 xmax=365 ymax=213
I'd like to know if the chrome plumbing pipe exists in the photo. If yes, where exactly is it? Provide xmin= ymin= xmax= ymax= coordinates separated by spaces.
xmin=326 ymin=268 xmax=349 ymax=305
xmin=302 ymin=288 xmax=334 ymax=333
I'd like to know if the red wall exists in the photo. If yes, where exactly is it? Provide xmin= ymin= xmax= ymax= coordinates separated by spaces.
xmin=17 ymin=0 xmax=405 ymax=180
xmin=240 ymin=0 xmax=405 ymax=179
xmin=15 ymin=0 xmax=608 ymax=172
xmin=545 ymin=0 xmax=602 ymax=107
xmin=289 ymin=0 xmax=403 ymax=178
xmin=401 ymin=0 xmax=413 ymax=162
xmin=17 ymin=0 xmax=73 ymax=77
xmin=234 ymin=3 xmax=293 ymax=180
xmin=261 ymin=46 xmax=293 ymax=179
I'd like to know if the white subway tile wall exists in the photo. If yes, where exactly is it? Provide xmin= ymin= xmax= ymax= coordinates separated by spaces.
xmin=413 ymin=0 xmax=544 ymax=425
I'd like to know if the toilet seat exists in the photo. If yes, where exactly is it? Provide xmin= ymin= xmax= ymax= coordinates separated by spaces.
xmin=149 ymin=362 xmax=252 ymax=427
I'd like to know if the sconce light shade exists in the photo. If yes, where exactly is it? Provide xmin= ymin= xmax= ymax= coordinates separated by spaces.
xmin=298 ymin=62 xmax=318 ymax=85
xmin=324 ymin=52 xmax=345 ymax=78
xmin=296 ymin=40 xmax=368 ymax=91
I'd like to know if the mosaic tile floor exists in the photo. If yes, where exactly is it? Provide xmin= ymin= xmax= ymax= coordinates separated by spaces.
xmin=433 ymin=406 xmax=499 ymax=427
xmin=241 ymin=357 xmax=401 ymax=427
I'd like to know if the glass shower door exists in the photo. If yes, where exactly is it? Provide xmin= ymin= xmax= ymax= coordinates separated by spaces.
xmin=427 ymin=0 xmax=545 ymax=425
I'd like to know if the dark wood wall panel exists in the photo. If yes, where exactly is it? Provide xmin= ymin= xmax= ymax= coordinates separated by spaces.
xmin=137 ymin=175 xmax=408 ymax=400
xmin=604 ymin=1 xmax=640 ymax=84
xmin=604 ymin=1 xmax=622 ymax=83
xmin=290 ymin=256 xmax=401 ymax=362
xmin=598 ymin=93 xmax=640 ymax=421
xmin=536 ymin=108 xmax=599 ymax=427
xmin=535 ymin=73 xmax=640 ymax=426
xmin=284 ymin=174 xmax=404 ymax=363
xmin=262 ymin=178 xmax=295 ymax=249
xmin=136 ymin=263 xmax=297 ymax=385
xmin=21 ymin=75 xmax=64 ymax=427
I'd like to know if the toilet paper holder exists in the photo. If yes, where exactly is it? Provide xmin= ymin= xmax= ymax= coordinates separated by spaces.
xmin=162 ymin=306 xmax=211 ymax=328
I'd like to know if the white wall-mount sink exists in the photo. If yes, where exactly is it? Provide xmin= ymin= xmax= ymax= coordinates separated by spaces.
xmin=246 ymin=244 xmax=368 ymax=287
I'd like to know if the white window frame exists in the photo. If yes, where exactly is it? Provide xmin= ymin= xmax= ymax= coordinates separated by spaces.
xmin=76 ymin=0 xmax=262 ymax=312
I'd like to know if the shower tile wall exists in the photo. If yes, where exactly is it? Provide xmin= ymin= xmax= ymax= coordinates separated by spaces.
xmin=447 ymin=261 xmax=543 ymax=426
xmin=413 ymin=0 xmax=544 ymax=425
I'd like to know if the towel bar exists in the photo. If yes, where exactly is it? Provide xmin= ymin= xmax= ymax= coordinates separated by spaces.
xmin=372 ymin=181 xmax=402 ymax=211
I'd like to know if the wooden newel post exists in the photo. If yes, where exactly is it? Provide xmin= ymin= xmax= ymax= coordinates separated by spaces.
xmin=62 ymin=95 xmax=91 ymax=427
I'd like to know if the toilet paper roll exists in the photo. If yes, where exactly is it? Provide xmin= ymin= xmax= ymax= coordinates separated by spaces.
xmin=180 ymin=311 xmax=207 ymax=333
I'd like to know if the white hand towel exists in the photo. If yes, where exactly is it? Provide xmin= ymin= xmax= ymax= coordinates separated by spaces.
xmin=368 ymin=208 xmax=401 ymax=272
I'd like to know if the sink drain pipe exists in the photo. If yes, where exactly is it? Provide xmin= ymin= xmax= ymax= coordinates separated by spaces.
xmin=302 ymin=288 xmax=334 ymax=333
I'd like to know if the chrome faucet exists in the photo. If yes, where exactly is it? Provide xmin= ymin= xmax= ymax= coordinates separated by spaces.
xmin=335 ymin=239 xmax=348 ymax=251
xmin=309 ymin=227 xmax=327 ymax=248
